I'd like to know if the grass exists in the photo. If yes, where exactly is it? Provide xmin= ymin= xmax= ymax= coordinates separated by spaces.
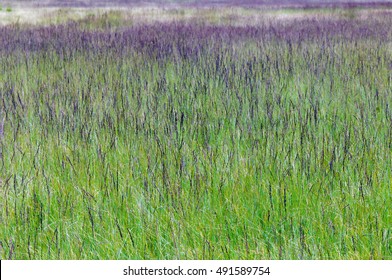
xmin=0 ymin=7 xmax=392 ymax=260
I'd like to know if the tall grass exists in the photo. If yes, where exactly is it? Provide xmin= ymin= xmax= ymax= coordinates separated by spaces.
xmin=0 ymin=10 xmax=392 ymax=259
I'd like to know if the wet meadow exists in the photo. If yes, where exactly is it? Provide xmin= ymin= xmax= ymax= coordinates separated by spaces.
xmin=1 ymin=2 xmax=392 ymax=259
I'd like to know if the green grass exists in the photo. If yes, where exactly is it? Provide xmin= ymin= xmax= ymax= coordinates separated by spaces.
xmin=0 ymin=11 xmax=392 ymax=260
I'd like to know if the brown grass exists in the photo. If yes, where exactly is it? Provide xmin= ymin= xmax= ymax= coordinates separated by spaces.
xmin=1 ymin=5 xmax=392 ymax=27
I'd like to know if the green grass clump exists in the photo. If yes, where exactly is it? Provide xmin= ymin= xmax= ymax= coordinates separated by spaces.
xmin=0 ymin=11 xmax=392 ymax=260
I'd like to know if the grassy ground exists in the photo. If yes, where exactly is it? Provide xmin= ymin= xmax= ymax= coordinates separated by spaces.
xmin=1 ymin=1 xmax=392 ymax=26
xmin=0 ymin=5 xmax=392 ymax=259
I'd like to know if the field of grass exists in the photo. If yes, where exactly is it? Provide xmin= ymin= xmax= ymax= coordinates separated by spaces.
xmin=0 ymin=2 xmax=392 ymax=260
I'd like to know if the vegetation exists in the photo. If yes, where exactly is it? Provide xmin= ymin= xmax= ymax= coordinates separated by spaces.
xmin=0 ymin=6 xmax=392 ymax=259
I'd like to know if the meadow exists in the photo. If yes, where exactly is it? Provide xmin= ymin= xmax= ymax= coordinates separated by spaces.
xmin=1 ymin=2 xmax=392 ymax=259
